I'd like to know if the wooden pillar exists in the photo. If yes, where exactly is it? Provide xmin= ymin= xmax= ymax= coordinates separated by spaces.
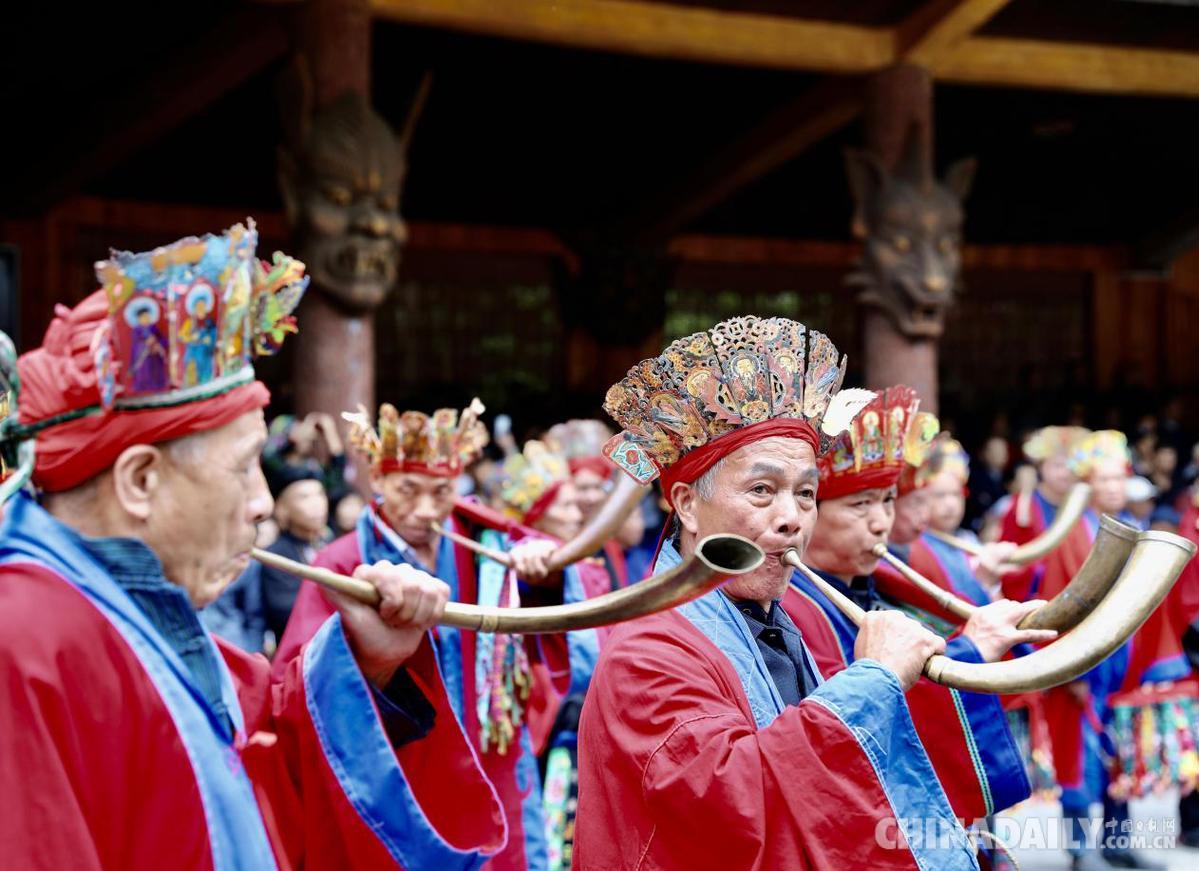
xmin=860 ymin=64 xmax=940 ymax=413
xmin=291 ymin=0 xmax=375 ymax=444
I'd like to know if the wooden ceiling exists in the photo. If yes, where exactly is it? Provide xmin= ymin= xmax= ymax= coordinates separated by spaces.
xmin=2 ymin=0 xmax=1197 ymax=254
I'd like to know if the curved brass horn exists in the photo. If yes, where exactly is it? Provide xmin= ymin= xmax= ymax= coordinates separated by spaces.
xmin=872 ymin=513 xmax=1139 ymax=632
xmin=872 ymin=545 xmax=976 ymax=621
xmin=929 ymin=483 xmax=1092 ymax=566
xmin=435 ymin=474 xmax=649 ymax=573
xmin=252 ymin=533 xmax=763 ymax=634
xmin=1015 ymin=514 xmax=1137 ymax=632
xmin=787 ymin=532 xmax=1196 ymax=693
xmin=922 ymin=531 xmax=1195 ymax=693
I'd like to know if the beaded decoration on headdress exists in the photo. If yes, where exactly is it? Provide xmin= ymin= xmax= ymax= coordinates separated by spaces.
xmin=1023 ymin=426 xmax=1091 ymax=463
xmin=819 ymin=385 xmax=939 ymax=496
xmin=94 ymin=219 xmax=308 ymax=409
xmin=497 ymin=440 xmax=571 ymax=520
xmin=602 ymin=316 xmax=874 ymax=483
xmin=342 ymin=398 xmax=488 ymax=476
xmin=1067 ymin=430 xmax=1131 ymax=478
xmin=922 ymin=434 xmax=970 ymax=487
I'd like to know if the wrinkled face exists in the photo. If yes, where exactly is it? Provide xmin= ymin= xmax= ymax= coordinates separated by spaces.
xmin=926 ymin=472 xmax=966 ymax=534
xmin=572 ymin=468 xmax=610 ymax=523
xmin=373 ymin=470 xmax=455 ymax=548
xmin=674 ymin=437 xmax=819 ymax=606
xmin=857 ymin=181 xmax=963 ymax=338
xmin=805 ymin=487 xmax=895 ymax=580
xmin=532 ymin=481 xmax=584 ymax=542
xmin=280 ymin=95 xmax=407 ymax=312
xmin=147 ymin=410 xmax=273 ymax=607
xmin=890 ymin=487 xmax=930 ymax=545
xmin=1090 ymin=459 xmax=1129 ymax=515
xmin=276 ymin=479 xmax=329 ymax=539
xmin=1039 ymin=453 xmax=1075 ymax=503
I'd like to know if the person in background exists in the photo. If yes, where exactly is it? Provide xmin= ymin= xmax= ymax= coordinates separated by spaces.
xmin=260 ymin=465 xmax=332 ymax=643
xmin=263 ymin=411 xmax=347 ymax=496
xmin=1124 ymin=476 xmax=1158 ymax=531
xmin=967 ymin=435 xmax=1010 ymax=531
xmin=331 ymin=490 xmax=366 ymax=536
xmin=1148 ymin=504 xmax=1180 ymax=534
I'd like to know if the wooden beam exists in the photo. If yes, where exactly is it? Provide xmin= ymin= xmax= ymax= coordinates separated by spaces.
xmin=629 ymin=78 xmax=863 ymax=241
xmin=896 ymin=0 xmax=1012 ymax=67
xmin=938 ymin=36 xmax=1199 ymax=97
xmin=369 ymin=0 xmax=893 ymax=73
xmin=365 ymin=0 xmax=1199 ymax=99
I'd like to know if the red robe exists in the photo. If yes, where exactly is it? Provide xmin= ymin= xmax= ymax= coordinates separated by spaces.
xmin=0 ymin=495 xmax=506 ymax=870
xmin=575 ymin=606 xmax=980 ymax=869
xmin=276 ymin=505 xmax=604 ymax=871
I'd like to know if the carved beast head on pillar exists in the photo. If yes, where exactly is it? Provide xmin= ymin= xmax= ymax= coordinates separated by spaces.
xmin=277 ymin=66 xmax=429 ymax=313
xmin=845 ymin=126 xmax=976 ymax=339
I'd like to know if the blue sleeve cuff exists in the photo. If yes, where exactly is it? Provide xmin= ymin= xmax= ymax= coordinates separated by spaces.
xmin=808 ymin=660 xmax=977 ymax=870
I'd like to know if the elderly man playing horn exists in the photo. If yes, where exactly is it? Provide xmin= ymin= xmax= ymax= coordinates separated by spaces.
xmin=784 ymin=387 xmax=1054 ymax=831
xmin=277 ymin=417 xmax=601 ymax=871
xmin=0 ymin=226 xmax=506 ymax=869
xmin=579 ymin=316 xmax=1003 ymax=869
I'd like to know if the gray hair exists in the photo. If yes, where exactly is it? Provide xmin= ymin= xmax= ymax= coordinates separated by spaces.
xmin=692 ymin=456 xmax=727 ymax=502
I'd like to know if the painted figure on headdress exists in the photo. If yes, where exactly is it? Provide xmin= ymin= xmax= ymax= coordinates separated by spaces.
xmin=126 ymin=296 xmax=169 ymax=393
xmin=180 ymin=282 xmax=218 ymax=386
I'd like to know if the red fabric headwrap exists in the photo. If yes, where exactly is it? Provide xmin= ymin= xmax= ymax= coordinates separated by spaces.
xmin=522 ymin=479 xmax=565 ymax=527
xmin=377 ymin=459 xmax=460 ymax=478
xmin=16 ymin=291 xmax=271 ymax=492
xmin=569 ymin=455 xmax=615 ymax=479
xmin=659 ymin=418 xmax=821 ymax=508
xmin=819 ymin=466 xmax=902 ymax=502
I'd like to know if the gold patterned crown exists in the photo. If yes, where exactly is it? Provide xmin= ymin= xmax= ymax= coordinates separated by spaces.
xmin=602 ymin=315 xmax=874 ymax=484
xmin=1023 ymin=426 xmax=1091 ymax=462
xmin=498 ymin=440 xmax=571 ymax=520
xmin=818 ymin=386 xmax=940 ymax=498
xmin=343 ymin=398 xmax=488 ymax=476
xmin=1067 ymin=430 xmax=1131 ymax=478
xmin=921 ymin=434 xmax=969 ymax=487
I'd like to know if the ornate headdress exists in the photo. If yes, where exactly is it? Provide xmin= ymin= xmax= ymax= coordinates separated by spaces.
xmin=497 ymin=440 xmax=571 ymax=524
xmin=817 ymin=385 xmax=940 ymax=500
xmin=1067 ymin=430 xmax=1131 ymax=479
xmin=0 ymin=221 xmax=307 ymax=496
xmin=546 ymin=418 xmax=616 ymax=478
xmin=343 ymin=399 xmax=488 ymax=478
xmin=920 ymin=434 xmax=970 ymax=488
xmin=602 ymin=316 xmax=873 ymax=504
xmin=1023 ymin=426 xmax=1091 ymax=463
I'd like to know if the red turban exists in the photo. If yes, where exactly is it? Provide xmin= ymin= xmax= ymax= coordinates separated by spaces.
xmin=568 ymin=455 xmax=615 ymax=479
xmin=659 ymin=418 xmax=821 ymax=509
xmin=819 ymin=465 xmax=903 ymax=502
xmin=16 ymin=291 xmax=270 ymax=492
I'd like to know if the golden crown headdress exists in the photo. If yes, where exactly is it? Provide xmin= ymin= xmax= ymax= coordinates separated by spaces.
xmin=1067 ymin=430 xmax=1131 ymax=478
xmin=1023 ymin=426 xmax=1091 ymax=463
xmin=602 ymin=316 xmax=874 ymax=484
xmin=343 ymin=398 xmax=488 ymax=477
xmin=818 ymin=386 xmax=940 ymax=499
xmin=498 ymin=440 xmax=571 ymax=520
xmin=921 ymin=434 xmax=970 ymax=487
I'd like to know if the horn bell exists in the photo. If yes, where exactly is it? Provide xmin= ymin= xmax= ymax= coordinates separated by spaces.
xmin=923 ymin=530 xmax=1196 ymax=694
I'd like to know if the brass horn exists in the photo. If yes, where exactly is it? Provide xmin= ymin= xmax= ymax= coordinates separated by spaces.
xmin=252 ymin=533 xmax=763 ymax=634
xmin=928 ymin=483 xmax=1092 ymax=566
xmin=785 ymin=530 xmax=1197 ymax=693
xmin=872 ymin=513 xmax=1139 ymax=632
xmin=434 ymin=473 xmax=648 ymax=573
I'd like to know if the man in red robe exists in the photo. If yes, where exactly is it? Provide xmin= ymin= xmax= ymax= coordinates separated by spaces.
xmin=276 ymin=420 xmax=603 ymax=870
xmin=579 ymin=316 xmax=1011 ymax=869
xmin=0 ymin=226 xmax=506 ymax=870
xmin=786 ymin=386 xmax=1052 ymax=830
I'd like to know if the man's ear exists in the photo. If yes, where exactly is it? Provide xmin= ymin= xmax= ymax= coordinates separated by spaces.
xmin=110 ymin=444 xmax=166 ymax=522
xmin=672 ymin=482 xmax=701 ymax=535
